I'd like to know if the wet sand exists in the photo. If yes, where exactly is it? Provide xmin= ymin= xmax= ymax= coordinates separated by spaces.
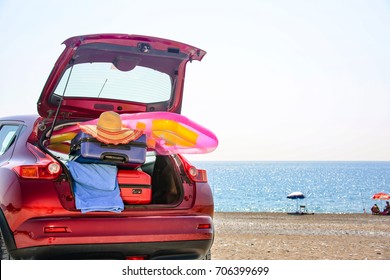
xmin=211 ymin=212 xmax=390 ymax=260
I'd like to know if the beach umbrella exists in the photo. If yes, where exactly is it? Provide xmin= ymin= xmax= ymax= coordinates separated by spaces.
xmin=372 ymin=192 xmax=390 ymax=211
xmin=371 ymin=192 xmax=390 ymax=200
xmin=287 ymin=191 xmax=305 ymax=212
xmin=287 ymin=191 xmax=305 ymax=199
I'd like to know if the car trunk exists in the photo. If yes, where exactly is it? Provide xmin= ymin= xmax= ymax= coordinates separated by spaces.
xmin=35 ymin=34 xmax=205 ymax=212
xmin=39 ymin=120 xmax=194 ymax=212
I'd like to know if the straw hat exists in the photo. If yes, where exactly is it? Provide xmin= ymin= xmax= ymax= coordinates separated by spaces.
xmin=78 ymin=111 xmax=143 ymax=145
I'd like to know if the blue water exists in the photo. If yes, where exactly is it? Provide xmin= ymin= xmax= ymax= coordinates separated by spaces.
xmin=193 ymin=161 xmax=390 ymax=214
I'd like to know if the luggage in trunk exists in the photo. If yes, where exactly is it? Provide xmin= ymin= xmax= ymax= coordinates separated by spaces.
xmin=70 ymin=132 xmax=147 ymax=168
xmin=117 ymin=170 xmax=152 ymax=204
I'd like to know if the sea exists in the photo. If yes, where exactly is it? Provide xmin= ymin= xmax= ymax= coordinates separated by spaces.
xmin=193 ymin=161 xmax=390 ymax=214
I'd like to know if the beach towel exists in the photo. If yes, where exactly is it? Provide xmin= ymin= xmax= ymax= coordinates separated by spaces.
xmin=66 ymin=161 xmax=124 ymax=213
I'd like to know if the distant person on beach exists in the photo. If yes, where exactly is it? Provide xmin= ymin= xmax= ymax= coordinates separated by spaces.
xmin=383 ymin=201 xmax=390 ymax=215
xmin=371 ymin=204 xmax=380 ymax=215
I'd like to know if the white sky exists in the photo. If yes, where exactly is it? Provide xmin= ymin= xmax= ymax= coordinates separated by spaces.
xmin=0 ymin=0 xmax=389 ymax=161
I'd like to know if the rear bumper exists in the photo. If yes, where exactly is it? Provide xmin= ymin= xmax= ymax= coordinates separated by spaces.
xmin=10 ymin=239 xmax=213 ymax=260
xmin=10 ymin=215 xmax=213 ymax=259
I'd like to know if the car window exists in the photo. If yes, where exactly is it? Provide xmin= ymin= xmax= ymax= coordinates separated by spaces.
xmin=0 ymin=125 xmax=19 ymax=155
xmin=54 ymin=63 xmax=172 ymax=103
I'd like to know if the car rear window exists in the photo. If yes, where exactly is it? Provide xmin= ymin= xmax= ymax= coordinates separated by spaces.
xmin=54 ymin=62 xmax=172 ymax=103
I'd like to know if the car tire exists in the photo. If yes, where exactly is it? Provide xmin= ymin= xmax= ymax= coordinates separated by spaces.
xmin=0 ymin=230 xmax=11 ymax=260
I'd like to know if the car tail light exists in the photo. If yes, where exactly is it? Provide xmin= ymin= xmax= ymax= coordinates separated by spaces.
xmin=177 ymin=154 xmax=208 ymax=183
xmin=197 ymin=223 xmax=212 ymax=229
xmin=44 ymin=226 xmax=71 ymax=233
xmin=13 ymin=143 xmax=62 ymax=179
xmin=126 ymin=256 xmax=147 ymax=260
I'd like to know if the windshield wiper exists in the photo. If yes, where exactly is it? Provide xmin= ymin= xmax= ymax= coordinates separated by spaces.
xmin=97 ymin=78 xmax=108 ymax=98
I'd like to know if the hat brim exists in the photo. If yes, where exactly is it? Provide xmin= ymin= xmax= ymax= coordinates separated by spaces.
xmin=79 ymin=124 xmax=143 ymax=145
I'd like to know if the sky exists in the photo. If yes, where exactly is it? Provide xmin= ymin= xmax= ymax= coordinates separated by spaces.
xmin=0 ymin=0 xmax=389 ymax=161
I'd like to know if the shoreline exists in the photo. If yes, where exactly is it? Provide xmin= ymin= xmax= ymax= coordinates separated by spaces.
xmin=211 ymin=212 xmax=390 ymax=260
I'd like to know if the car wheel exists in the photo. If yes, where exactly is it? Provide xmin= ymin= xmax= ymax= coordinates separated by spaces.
xmin=0 ymin=230 xmax=11 ymax=260
xmin=202 ymin=250 xmax=211 ymax=260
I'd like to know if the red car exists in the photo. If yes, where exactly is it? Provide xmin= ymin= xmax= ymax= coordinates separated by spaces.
xmin=0 ymin=34 xmax=214 ymax=260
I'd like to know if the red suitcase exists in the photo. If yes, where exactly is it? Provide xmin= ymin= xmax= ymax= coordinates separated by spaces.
xmin=117 ymin=170 xmax=152 ymax=204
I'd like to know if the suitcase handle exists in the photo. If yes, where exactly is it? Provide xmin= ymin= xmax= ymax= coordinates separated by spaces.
xmin=101 ymin=152 xmax=129 ymax=163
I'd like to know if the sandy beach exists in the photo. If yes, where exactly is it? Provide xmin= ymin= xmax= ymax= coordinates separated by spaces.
xmin=211 ymin=212 xmax=390 ymax=260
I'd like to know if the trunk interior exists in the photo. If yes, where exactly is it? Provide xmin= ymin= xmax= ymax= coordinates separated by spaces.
xmin=41 ymin=121 xmax=186 ymax=211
